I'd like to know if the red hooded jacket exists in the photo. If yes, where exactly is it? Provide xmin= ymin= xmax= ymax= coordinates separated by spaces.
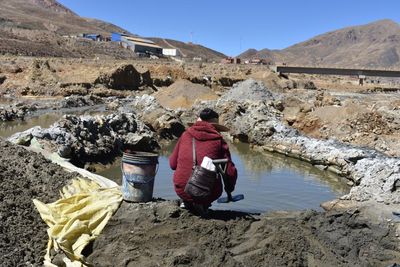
xmin=169 ymin=121 xmax=237 ymax=204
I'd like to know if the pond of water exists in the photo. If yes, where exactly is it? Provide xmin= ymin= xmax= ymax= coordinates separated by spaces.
xmin=0 ymin=112 xmax=350 ymax=213
xmin=99 ymin=141 xmax=350 ymax=213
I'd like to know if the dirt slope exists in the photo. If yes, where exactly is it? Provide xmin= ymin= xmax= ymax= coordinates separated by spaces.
xmin=239 ymin=19 xmax=400 ymax=68
xmin=154 ymin=79 xmax=218 ymax=109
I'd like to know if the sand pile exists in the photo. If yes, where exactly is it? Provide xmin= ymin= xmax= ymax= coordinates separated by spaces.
xmin=0 ymin=138 xmax=78 ymax=266
xmin=155 ymin=79 xmax=218 ymax=109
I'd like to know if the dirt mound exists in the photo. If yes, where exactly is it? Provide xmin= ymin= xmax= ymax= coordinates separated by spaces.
xmin=94 ymin=64 xmax=142 ymax=90
xmin=147 ymin=65 xmax=189 ymax=81
xmin=87 ymin=201 xmax=400 ymax=267
xmin=220 ymin=79 xmax=275 ymax=102
xmin=28 ymin=59 xmax=59 ymax=86
xmin=0 ymin=138 xmax=78 ymax=266
xmin=155 ymin=79 xmax=217 ymax=109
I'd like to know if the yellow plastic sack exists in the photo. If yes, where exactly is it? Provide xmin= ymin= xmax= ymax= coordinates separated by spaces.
xmin=33 ymin=178 xmax=122 ymax=266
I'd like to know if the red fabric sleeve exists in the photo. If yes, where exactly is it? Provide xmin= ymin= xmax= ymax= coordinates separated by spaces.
xmin=222 ymin=140 xmax=237 ymax=192
xmin=169 ymin=137 xmax=181 ymax=170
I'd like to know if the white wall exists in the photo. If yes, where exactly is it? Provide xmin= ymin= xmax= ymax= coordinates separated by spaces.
xmin=163 ymin=49 xmax=180 ymax=57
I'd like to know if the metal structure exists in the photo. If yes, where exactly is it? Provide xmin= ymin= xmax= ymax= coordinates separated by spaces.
xmin=274 ymin=66 xmax=400 ymax=78
xmin=112 ymin=32 xmax=163 ymax=56
xmin=273 ymin=65 xmax=400 ymax=85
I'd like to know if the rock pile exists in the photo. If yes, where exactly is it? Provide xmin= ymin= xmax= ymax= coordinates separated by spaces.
xmin=59 ymin=95 xmax=104 ymax=108
xmin=9 ymin=112 xmax=158 ymax=166
xmin=128 ymin=94 xmax=185 ymax=140
xmin=219 ymin=79 xmax=276 ymax=102
xmin=0 ymin=103 xmax=37 ymax=121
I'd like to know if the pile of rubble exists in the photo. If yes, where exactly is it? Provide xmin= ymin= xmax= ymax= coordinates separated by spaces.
xmin=0 ymin=103 xmax=37 ymax=121
xmin=9 ymin=112 xmax=158 ymax=166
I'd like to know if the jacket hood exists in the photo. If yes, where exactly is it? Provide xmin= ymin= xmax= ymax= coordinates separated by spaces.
xmin=187 ymin=121 xmax=222 ymax=141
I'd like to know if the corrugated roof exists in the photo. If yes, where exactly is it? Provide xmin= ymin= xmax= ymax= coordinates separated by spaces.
xmin=124 ymin=36 xmax=155 ymax=44
xmin=125 ymin=40 xmax=162 ymax=49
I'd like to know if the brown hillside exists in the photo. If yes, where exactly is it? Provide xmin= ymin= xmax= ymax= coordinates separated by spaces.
xmin=0 ymin=0 xmax=226 ymax=60
xmin=239 ymin=19 xmax=400 ymax=69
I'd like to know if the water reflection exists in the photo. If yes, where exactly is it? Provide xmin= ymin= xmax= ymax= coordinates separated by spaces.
xmin=98 ymin=141 xmax=350 ymax=213
xmin=229 ymin=142 xmax=349 ymax=195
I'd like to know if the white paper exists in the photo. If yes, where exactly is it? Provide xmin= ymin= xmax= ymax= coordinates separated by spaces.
xmin=201 ymin=156 xmax=216 ymax=172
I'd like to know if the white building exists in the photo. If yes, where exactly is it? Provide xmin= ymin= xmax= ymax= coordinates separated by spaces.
xmin=162 ymin=48 xmax=181 ymax=57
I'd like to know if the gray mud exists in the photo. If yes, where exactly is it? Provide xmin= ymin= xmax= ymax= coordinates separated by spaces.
xmin=87 ymin=201 xmax=400 ymax=267
xmin=0 ymin=138 xmax=78 ymax=266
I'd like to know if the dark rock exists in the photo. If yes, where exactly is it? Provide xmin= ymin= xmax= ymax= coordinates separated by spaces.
xmin=94 ymin=64 xmax=141 ymax=90
xmin=0 ymin=75 xmax=6 ymax=84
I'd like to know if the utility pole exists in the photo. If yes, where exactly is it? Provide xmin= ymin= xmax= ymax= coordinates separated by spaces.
xmin=190 ymin=32 xmax=194 ymax=44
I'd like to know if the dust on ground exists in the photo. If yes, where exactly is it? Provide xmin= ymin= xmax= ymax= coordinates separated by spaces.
xmin=0 ymin=138 xmax=78 ymax=266
xmin=87 ymin=201 xmax=400 ymax=267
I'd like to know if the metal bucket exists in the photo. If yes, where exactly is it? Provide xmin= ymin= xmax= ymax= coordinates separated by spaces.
xmin=121 ymin=151 xmax=159 ymax=202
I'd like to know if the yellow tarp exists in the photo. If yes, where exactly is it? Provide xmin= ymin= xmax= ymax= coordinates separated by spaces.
xmin=33 ymin=178 xmax=123 ymax=267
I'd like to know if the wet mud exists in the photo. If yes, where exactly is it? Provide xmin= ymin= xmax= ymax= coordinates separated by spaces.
xmin=88 ymin=201 xmax=400 ymax=267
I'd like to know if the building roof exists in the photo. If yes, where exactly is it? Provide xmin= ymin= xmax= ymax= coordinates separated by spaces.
xmin=124 ymin=36 xmax=155 ymax=45
xmin=126 ymin=39 xmax=163 ymax=49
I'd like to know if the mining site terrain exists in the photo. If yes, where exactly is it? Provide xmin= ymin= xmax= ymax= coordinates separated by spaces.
xmin=1 ymin=56 xmax=400 ymax=267
xmin=1 ymin=0 xmax=400 ymax=266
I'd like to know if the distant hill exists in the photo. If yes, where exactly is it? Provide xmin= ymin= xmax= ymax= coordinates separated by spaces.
xmin=149 ymin=38 xmax=226 ymax=60
xmin=0 ymin=0 xmax=225 ymax=60
xmin=238 ymin=20 xmax=400 ymax=68
xmin=0 ymin=0 xmax=114 ymax=34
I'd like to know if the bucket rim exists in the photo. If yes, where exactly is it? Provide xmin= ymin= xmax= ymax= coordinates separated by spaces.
xmin=123 ymin=151 xmax=159 ymax=158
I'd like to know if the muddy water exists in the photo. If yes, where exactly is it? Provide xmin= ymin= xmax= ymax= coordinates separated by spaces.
xmin=99 ymin=141 xmax=350 ymax=213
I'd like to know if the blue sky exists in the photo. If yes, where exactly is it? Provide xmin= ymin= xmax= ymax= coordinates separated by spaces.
xmin=58 ymin=0 xmax=400 ymax=56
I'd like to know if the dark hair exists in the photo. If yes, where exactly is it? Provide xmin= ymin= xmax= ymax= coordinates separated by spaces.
xmin=199 ymin=108 xmax=219 ymax=121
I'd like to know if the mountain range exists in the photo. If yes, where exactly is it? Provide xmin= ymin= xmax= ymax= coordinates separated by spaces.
xmin=238 ymin=19 xmax=400 ymax=69
xmin=1 ymin=0 xmax=400 ymax=68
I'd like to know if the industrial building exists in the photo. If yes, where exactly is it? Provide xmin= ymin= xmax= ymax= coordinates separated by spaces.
xmin=112 ymin=33 xmax=163 ymax=56
xmin=82 ymin=33 xmax=108 ymax=41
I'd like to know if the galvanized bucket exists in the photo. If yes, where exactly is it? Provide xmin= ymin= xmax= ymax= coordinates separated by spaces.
xmin=121 ymin=151 xmax=159 ymax=202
